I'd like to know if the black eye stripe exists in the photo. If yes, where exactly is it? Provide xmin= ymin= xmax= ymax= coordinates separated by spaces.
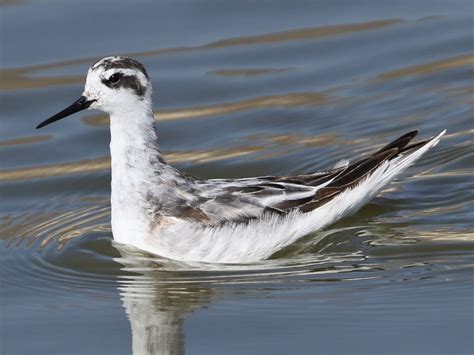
xmin=107 ymin=73 xmax=123 ymax=84
xmin=101 ymin=74 xmax=147 ymax=97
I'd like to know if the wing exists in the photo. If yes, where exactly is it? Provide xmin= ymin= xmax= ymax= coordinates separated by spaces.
xmin=191 ymin=130 xmax=432 ymax=224
xmin=194 ymin=167 xmax=342 ymax=222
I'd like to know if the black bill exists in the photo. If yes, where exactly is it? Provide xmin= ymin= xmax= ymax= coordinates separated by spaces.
xmin=36 ymin=96 xmax=96 ymax=129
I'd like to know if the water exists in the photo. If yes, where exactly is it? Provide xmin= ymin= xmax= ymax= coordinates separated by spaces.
xmin=1 ymin=0 xmax=473 ymax=354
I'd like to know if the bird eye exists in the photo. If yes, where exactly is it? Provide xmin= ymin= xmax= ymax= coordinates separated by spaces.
xmin=108 ymin=73 xmax=122 ymax=84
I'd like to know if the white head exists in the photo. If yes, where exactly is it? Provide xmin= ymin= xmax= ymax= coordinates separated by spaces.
xmin=37 ymin=56 xmax=153 ymax=129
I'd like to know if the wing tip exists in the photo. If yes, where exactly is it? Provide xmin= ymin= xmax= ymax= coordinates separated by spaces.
xmin=408 ymin=129 xmax=420 ymax=138
xmin=430 ymin=129 xmax=447 ymax=147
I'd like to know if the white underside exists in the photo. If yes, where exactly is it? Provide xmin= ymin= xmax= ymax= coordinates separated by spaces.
xmin=113 ymin=130 xmax=445 ymax=264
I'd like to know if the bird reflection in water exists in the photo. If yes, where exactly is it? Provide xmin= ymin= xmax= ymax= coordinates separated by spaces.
xmin=114 ymin=248 xmax=214 ymax=355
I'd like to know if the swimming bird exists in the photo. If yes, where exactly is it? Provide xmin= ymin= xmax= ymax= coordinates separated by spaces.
xmin=37 ymin=56 xmax=446 ymax=263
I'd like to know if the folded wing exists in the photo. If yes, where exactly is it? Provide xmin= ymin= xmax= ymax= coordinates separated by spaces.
xmin=193 ymin=130 xmax=435 ymax=224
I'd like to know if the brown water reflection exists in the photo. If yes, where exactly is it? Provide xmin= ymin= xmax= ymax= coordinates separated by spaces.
xmin=208 ymin=68 xmax=291 ymax=77
xmin=205 ymin=19 xmax=402 ymax=48
xmin=1 ymin=19 xmax=400 ymax=91
xmin=0 ymin=148 xmax=267 ymax=182
xmin=376 ymin=54 xmax=474 ymax=81
xmin=82 ymin=91 xmax=337 ymax=126
xmin=0 ymin=135 xmax=51 ymax=147
xmin=1 ymin=128 xmax=471 ymax=182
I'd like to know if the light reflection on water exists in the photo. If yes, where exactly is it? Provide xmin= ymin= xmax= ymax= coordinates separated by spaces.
xmin=1 ymin=0 xmax=473 ymax=354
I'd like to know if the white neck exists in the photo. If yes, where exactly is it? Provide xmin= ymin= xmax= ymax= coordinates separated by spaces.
xmin=109 ymin=102 xmax=165 ymax=244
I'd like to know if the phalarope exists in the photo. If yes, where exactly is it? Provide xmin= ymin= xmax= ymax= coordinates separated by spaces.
xmin=37 ymin=56 xmax=446 ymax=263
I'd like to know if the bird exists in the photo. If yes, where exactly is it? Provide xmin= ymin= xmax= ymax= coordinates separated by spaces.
xmin=36 ymin=56 xmax=446 ymax=264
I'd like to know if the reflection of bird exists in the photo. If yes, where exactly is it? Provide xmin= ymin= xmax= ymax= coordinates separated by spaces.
xmin=117 ymin=252 xmax=212 ymax=355
xmin=37 ymin=56 xmax=445 ymax=263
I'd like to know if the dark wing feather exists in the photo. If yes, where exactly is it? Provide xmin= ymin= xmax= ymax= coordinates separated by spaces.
xmin=194 ymin=130 xmax=427 ymax=224
xmin=296 ymin=131 xmax=427 ymax=213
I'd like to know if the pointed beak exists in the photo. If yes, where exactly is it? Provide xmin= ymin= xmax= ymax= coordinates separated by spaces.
xmin=36 ymin=96 xmax=96 ymax=129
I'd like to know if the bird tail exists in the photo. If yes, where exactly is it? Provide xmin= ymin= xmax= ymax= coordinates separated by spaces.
xmin=300 ymin=129 xmax=446 ymax=213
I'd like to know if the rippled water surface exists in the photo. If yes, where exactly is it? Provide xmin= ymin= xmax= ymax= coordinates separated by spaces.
xmin=1 ymin=1 xmax=473 ymax=354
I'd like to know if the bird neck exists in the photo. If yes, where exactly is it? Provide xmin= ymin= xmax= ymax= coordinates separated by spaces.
xmin=108 ymin=108 xmax=167 ymax=241
xmin=109 ymin=107 xmax=164 ymax=179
